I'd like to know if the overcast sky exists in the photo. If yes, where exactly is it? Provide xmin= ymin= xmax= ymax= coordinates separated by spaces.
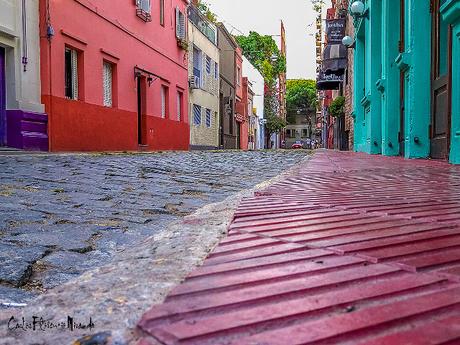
xmin=208 ymin=0 xmax=331 ymax=80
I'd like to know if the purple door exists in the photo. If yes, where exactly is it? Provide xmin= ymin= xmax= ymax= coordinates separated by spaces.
xmin=0 ymin=47 xmax=6 ymax=146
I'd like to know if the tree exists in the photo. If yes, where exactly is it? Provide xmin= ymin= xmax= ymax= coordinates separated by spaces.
xmin=329 ymin=96 xmax=345 ymax=117
xmin=286 ymin=79 xmax=317 ymax=116
xmin=235 ymin=32 xmax=286 ymax=88
xmin=235 ymin=32 xmax=287 ymax=134
xmin=265 ymin=115 xmax=287 ymax=136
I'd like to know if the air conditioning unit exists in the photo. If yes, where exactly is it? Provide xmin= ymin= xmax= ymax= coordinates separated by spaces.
xmin=189 ymin=76 xmax=200 ymax=89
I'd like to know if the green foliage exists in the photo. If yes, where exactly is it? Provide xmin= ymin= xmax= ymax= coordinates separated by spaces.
xmin=235 ymin=31 xmax=286 ymax=127
xmin=235 ymin=32 xmax=286 ymax=88
xmin=310 ymin=0 xmax=325 ymax=13
xmin=265 ymin=115 xmax=287 ymax=135
xmin=286 ymin=79 xmax=317 ymax=115
xmin=329 ymin=96 xmax=345 ymax=117
xmin=197 ymin=1 xmax=217 ymax=23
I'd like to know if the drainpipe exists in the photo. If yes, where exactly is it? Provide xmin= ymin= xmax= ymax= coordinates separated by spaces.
xmin=21 ymin=0 xmax=28 ymax=72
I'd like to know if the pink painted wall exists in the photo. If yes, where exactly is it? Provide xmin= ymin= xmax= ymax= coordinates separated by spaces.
xmin=40 ymin=0 xmax=189 ymax=151
xmin=235 ymin=47 xmax=243 ymax=101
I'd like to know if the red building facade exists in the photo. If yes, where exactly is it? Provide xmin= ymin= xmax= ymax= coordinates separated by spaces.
xmin=39 ymin=0 xmax=189 ymax=152
xmin=234 ymin=46 xmax=245 ymax=149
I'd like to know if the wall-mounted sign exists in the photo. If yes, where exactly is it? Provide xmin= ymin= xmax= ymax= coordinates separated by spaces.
xmin=326 ymin=19 xmax=346 ymax=43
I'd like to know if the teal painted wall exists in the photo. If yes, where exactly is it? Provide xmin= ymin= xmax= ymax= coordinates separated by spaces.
xmin=380 ymin=0 xmax=400 ymax=156
xmin=402 ymin=0 xmax=431 ymax=158
xmin=363 ymin=0 xmax=382 ymax=154
xmin=352 ymin=0 xmax=441 ymax=160
xmin=353 ymin=20 xmax=366 ymax=152
xmin=441 ymin=0 xmax=460 ymax=164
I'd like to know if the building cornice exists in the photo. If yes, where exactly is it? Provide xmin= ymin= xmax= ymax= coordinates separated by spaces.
xmin=441 ymin=0 xmax=460 ymax=25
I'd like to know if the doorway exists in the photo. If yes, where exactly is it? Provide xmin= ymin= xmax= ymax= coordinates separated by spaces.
xmin=430 ymin=0 xmax=451 ymax=159
xmin=0 ymin=47 xmax=6 ymax=146
xmin=137 ymin=76 xmax=147 ymax=146
xmin=399 ymin=0 xmax=405 ymax=156
xmin=219 ymin=92 xmax=224 ymax=148
xmin=236 ymin=121 xmax=241 ymax=149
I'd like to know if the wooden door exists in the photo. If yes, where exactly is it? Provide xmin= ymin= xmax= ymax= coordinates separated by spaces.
xmin=430 ymin=0 xmax=451 ymax=159
xmin=137 ymin=76 xmax=147 ymax=146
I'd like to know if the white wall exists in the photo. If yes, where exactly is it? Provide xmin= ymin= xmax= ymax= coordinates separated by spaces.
xmin=243 ymin=56 xmax=265 ymax=149
xmin=188 ymin=20 xmax=220 ymax=147
xmin=0 ymin=0 xmax=44 ymax=112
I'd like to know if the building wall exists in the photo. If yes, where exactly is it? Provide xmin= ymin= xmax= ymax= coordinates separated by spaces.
xmin=443 ymin=0 xmax=460 ymax=163
xmin=352 ymin=0 xmax=443 ymax=160
xmin=285 ymin=111 xmax=315 ymax=148
xmin=217 ymin=24 xmax=237 ymax=149
xmin=0 ymin=0 xmax=48 ymax=150
xmin=40 ymin=0 xmax=189 ymax=152
xmin=239 ymin=77 xmax=250 ymax=150
xmin=243 ymin=56 xmax=264 ymax=149
xmin=188 ymin=18 xmax=219 ymax=149
xmin=344 ymin=13 xmax=354 ymax=151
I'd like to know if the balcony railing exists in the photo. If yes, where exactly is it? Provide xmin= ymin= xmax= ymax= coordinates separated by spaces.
xmin=188 ymin=5 xmax=217 ymax=44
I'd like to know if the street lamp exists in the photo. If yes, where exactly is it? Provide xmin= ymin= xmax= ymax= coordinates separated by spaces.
xmin=350 ymin=1 xmax=369 ymax=19
xmin=342 ymin=35 xmax=355 ymax=49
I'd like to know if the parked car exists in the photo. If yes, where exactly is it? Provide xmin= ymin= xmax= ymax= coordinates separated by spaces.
xmin=291 ymin=141 xmax=303 ymax=149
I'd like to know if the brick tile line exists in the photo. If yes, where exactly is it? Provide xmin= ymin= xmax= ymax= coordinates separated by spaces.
xmin=232 ymin=202 xmax=460 ymax=284
xmin=137 ymin=152 xmax=460 ymax=344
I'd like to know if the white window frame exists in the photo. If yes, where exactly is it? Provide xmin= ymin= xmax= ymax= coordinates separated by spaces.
xmin=102 ymin=61 xmax=113 ymax=107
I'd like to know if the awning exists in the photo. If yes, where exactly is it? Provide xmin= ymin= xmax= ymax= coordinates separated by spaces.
xmin=316 ymin=70 xmax=344 ymax=90
xmin=322 ymin=44 xmax=347 ymax=75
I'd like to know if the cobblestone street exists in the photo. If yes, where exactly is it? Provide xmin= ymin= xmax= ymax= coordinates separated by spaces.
xmin=0 ymin=150 xmax=307 ymax=305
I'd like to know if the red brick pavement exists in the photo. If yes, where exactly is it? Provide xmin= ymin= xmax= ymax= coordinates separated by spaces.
xmin=137 ymin=151 xmax=460 ymax=344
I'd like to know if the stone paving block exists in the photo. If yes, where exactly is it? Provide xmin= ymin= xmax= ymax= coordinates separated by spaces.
xmin=0 ymin=286 xmax=36 ymax=308
xmin=0 ymin=242 xmax=48 ymax=286
xmin=0 ymin=151 xmax=307 ymax=301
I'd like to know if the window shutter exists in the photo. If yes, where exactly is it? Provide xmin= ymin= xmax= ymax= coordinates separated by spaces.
xmin=176 ymin=7 xmax=181 ymax=39
xmin=177 ymin=92 xmax=181 ymax=121
xmin=176 ymin=8 xmax=185 ymax=40
xmin=161 ymin=86 xmax=166 ymax=118
xmin=206 ymin=108 xmax=211 ymax=127
xmin=103 ymin=62 xmax=112 ymax=107
xmin=180 ymin=11 xmax=186 ymax=39
xmin=71 ymin=49 xmax=78 ymax=100
xmin=193 ymin=104 xmax=201 ymax=126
